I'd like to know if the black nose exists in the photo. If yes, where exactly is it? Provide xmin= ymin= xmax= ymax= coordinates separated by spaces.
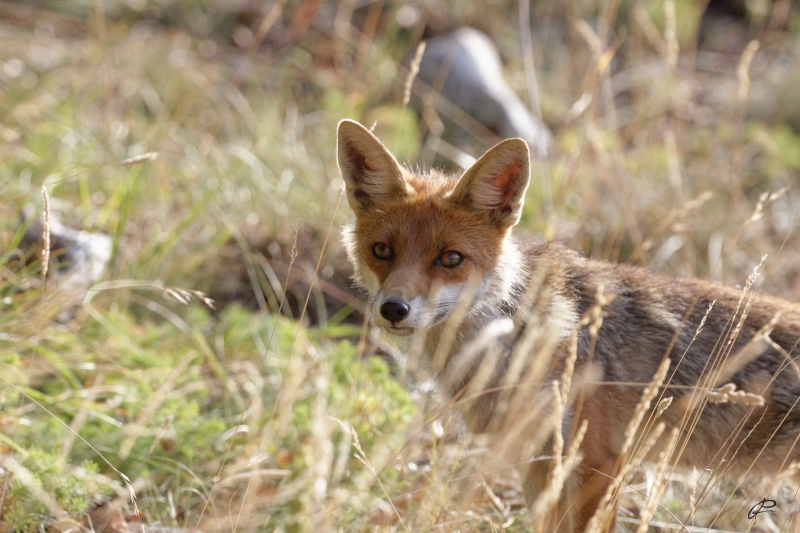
xmin=380 ymin=299 xmax=410 ymax=324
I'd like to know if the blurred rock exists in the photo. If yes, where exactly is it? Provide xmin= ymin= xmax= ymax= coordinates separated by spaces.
xmin=409 ymin=27 xmax=552 ymax=163
xmin=698 ymin=0 xmax=755 ymax=56
xmin=21 ymin=210 xmax=111 ymax=319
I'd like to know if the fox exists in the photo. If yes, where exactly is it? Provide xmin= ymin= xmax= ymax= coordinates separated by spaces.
xmin=337 ymin=118 xmax=800 ymax=533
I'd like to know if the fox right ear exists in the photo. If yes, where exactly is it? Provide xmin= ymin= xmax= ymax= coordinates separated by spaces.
xmin=449 ymin=138 xmax=531 ymax=227
xmin=337 ymin=120 xmax=410 ymax=213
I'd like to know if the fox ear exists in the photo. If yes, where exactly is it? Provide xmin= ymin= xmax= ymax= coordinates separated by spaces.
xmin=449 ymin=138 xmax=530 ymax=226
xmin=337 ymin=120 xmax=410 ymax=213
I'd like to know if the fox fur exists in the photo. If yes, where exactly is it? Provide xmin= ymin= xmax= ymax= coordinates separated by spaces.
xmin=338 ymin=119 xmax=800 ymax=533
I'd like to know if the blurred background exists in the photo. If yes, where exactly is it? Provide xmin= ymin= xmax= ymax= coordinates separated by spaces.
xmin=3 ymin=0 xmax=800 ymax=531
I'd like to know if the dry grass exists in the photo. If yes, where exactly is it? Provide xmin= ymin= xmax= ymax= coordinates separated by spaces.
xmin=3 ymin=1 xmax=800 ymax=532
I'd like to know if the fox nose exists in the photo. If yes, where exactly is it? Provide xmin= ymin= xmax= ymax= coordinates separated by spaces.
xmin=380 ymin=299 xmax=410 ymax=324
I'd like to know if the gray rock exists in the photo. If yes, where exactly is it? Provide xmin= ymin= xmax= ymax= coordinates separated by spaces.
xmin=21 ymin=210 xmax=111 ymax=319
xmin=410 ymin=27 xmax=551 ymax=161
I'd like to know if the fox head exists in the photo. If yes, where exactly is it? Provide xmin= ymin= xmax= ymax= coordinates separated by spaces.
xmin=339 ymin=120 xmax=530 ymax=336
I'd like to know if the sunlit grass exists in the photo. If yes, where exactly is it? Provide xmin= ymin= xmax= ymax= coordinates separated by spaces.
xmin=3 ymin=2 xmax=800 ymax=532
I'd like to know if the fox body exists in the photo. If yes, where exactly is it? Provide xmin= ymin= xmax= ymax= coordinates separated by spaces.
xmin=338 ymin=119 xmax=800 ymax=532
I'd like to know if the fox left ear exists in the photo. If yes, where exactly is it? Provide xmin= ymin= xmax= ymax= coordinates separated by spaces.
xmin=337 ymin=119 xmax=410 ymax=213
xmin=449 ymin=138 xmax=531 ymax=227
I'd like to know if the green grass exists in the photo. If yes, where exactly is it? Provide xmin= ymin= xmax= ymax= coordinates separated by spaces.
xmin=0 ymin=13 xmax=420 ymax=530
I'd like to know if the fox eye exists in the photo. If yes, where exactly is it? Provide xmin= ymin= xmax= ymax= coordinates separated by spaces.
xmin=439 ymin=251 xmax=464 ymax=268
xmin=372 ymin=242 xmax=393 ymax=260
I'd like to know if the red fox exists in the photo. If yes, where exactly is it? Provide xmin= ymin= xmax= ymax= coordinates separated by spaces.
xmin=338 ymin=119 xmax=800 ymax=533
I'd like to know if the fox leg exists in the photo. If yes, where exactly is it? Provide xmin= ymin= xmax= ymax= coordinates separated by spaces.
xmin=570 ymin=397 xmax=623 ymax=533
xmin=522 ymin=394 xmax=623 ymax=533
xmin=569 ymin=457 xmax=620 ymax=532
xmin=521 ymin=456 xmax=573 ymax=533
xmin=521 ymin=453 xmax=620 ymax=533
